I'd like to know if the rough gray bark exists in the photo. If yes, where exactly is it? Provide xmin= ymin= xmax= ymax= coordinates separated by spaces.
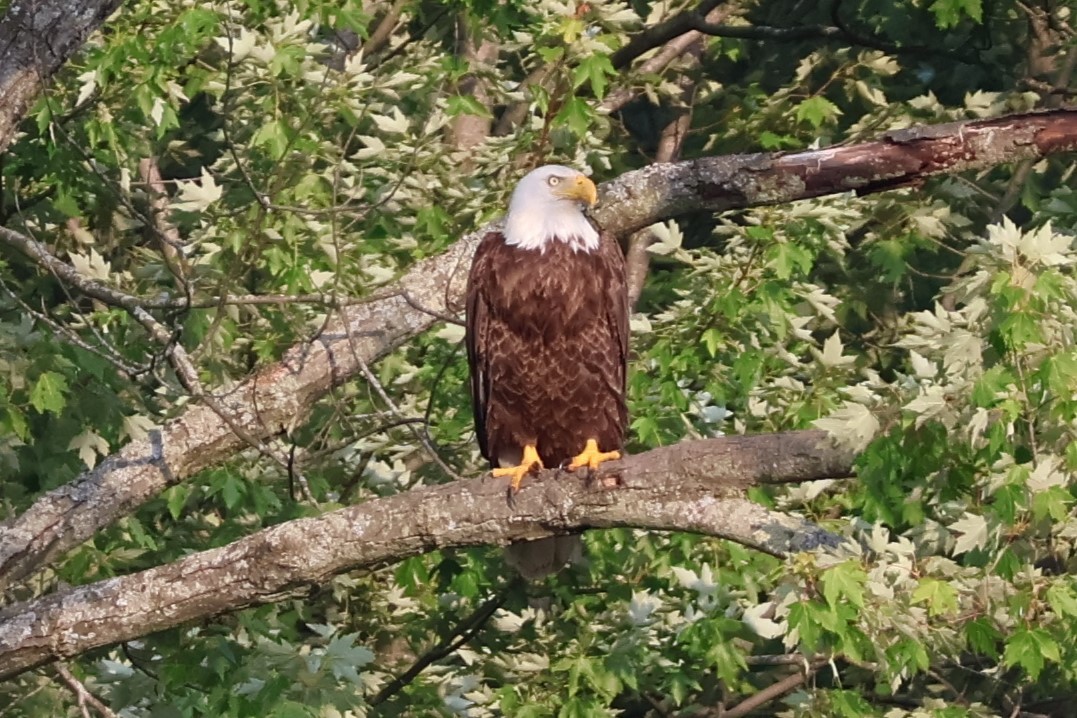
xmin=0 ymin=0 xmax=124 ymax=154
xmin=1 ymin=108 xmax=1075 ymax=592
xmin=0 ymin=430 xmax=851 ymax=680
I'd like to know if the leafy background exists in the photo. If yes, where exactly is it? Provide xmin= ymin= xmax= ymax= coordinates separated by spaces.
xmin=1 ymin=0 xmax=1076 ymax=715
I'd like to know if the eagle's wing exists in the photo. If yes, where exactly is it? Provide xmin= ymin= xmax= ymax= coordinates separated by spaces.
xmin=465 ymin=232 xmax=499 ymax=462
xmin=600 ymin=229 xmax=630 ymax=437
xmin=603 ymin=229 xmax=629 ymax=392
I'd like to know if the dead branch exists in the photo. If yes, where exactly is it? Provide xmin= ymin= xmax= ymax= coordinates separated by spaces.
xmin=0 ymin=430 xmax=850 ymax=680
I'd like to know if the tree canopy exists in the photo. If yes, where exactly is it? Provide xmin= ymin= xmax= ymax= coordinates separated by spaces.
xmin=0 ymin=0 xmax=1076 ymax=716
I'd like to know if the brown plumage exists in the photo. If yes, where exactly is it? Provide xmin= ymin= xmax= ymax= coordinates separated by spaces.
xmin=464 ymin=165 xmax=628 ymax=578
xmin=466 ymin=229 xmax=628 ymax=467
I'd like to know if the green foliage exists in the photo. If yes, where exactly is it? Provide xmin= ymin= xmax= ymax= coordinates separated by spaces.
xmin=1 ymin=0 xmax=1075 ymax=716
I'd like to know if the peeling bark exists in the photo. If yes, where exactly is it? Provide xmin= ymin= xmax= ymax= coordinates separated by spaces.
xmin=0 ymin=430 xmax=851 ymax=680
xmin=596 ymin=109 xmax=1077 ymax=235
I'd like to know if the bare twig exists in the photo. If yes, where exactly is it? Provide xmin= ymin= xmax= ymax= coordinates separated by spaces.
xmin=610 ymin=0 xmax=726 ymax=70
xmin=707 ymin=658 xmax=827 ymax=718
xmin=369 ymin=583 xmax=515 ymax=706
xmin=138 ymin=158 xmax=192 ymax=299
xmin=601 ymin=4 xmax=734 ymax=114
xmin=366 ymin=0 xmax=409 ymax=55
xmin=446 ymin=16 xmax=499 ymax=155
xmin=54 ymin=662 xmax=118 ymax=718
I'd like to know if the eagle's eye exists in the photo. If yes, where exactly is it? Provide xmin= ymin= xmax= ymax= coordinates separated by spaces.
xmin=547 ymin=176 xmax=561 ymax=187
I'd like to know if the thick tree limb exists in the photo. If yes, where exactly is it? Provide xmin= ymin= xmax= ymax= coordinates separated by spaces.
xmin=0 ymin=0 xmax=123 ymax=154
xmin=1 ymin=108 xmax=1075 ymax=591
xmin=0 ymin=430 xmax=850 ymax=680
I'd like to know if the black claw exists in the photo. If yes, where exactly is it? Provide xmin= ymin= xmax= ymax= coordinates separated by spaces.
xmin=506 ymin=484 xmax=518 ymax=509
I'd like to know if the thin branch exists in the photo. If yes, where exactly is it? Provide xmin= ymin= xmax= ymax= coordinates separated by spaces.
xmin=626 ymin=54 xmax=698 ymax=308
xmin=610 ymin=0 xmax=726 ymax=70
xmin=711 ymin=658 xmax=827 ymax=718
xmin=601 ymin=4 xmax=733 ymax=115
xmin=0 ymin=226 xmax=156 ymax=314
xmin=368 ymin=583 xmax=515 ymax=706
xmin=54 ymin=662 xmax=118 ymax=718
xmin=365 ymin=0 xmax=410 ymax=56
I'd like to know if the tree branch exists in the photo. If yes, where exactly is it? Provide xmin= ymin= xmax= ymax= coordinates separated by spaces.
xmin=1 ymin=108 xmax=1075 ymax=592
xmin=0 ymin=430 xmax=850 ymax=680
xmin=601 ymin=3 xmax=732 ymax=115
xmin=610 ymin=0 xmax=726 ymax=70
xmin=0 ymin=0 xmax=124 ymax=154
xmin=626 ymin=48 xmax=699 ymax=307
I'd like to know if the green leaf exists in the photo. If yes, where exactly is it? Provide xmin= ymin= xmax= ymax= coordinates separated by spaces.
xmin=2 ymin=404 xmax=29 ymax=440
xmin=1046 ymin=583 xmax=1077 ymax=618
xmin=965 ymin=617 xmax=1001 ymax=658
xmin=821 ymin=560 xmax=866 ymax=609
xmin=1004 ymin=628 xmax=1059 ymax=679
xmin=911 ymin=578 xmax=958 ymax=617
xmin=867 ymin=238 xmax=909 ymax=283
xmin=555 ymin=96 xmax=594 ymax=137
xmin=971 ymin=365 xmax=1016 ymax=406
xmin=1032 ymin=486 xmax=1072 ymax=523
xmin=767 ymin=242 xmax=813 ymax=280
xmin=788 ymin=601 xmax=827 ymax=650
xmin=573 ymin=54 xmax=615 ymax=99
xmin=758 ymin=130 xmax=798 ymax=150
xmin=795 ymin=96 xmax=841 ymax=128
xmin=30 ymin=371 xmax=68 ymax=414
xmin=252 ymin=119 xmax=291 ymax=161
xmin=1042 ymin=351 xmax=1077 ymax=396
xmin=829 ymin=689 xmax=873 ymax=717
xmin=447 ymin=94 xmax=492 ymax=118
xmin=165 ymin=485 xmax=191 ymax=520
xmin=702 ymin=328 xmax=722 ymax=358
xmin=930 ymin=0 xmax=983 ymax=28
xmin=999 ymin=311 xmax=1043 ymax=349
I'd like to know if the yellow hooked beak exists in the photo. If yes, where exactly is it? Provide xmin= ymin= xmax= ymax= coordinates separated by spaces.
xmin=555 ymin=174 xmax=598 ymax=207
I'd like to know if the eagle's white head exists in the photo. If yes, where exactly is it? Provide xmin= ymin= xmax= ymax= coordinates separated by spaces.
xmin=503 ymin=164 xmax=600 ymax=253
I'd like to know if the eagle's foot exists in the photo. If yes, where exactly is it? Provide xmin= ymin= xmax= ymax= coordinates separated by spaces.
xmin=493 ymin=444 xmax=544 ymax=493
xmin=568 ymin=439 xmax=620 ymax=472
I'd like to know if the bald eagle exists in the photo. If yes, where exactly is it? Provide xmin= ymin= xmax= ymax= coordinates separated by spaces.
xmin=465 ymin=165 xmax=628 ymax=578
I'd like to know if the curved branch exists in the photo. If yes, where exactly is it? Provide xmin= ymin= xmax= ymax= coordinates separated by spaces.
xmin=610 ymin=0 xmax=725 ymax=70
xmin=0 ymin=430 xmax=851 ymax=680
xmin=1 ymin=108 xmax=1075 ymax=591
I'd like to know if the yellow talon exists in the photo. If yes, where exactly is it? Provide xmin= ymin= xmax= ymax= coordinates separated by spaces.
xmin=492 ymin=444 xmax=544 ymax=492
xmin=568 ymin=439 xmax=620 ymax=472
